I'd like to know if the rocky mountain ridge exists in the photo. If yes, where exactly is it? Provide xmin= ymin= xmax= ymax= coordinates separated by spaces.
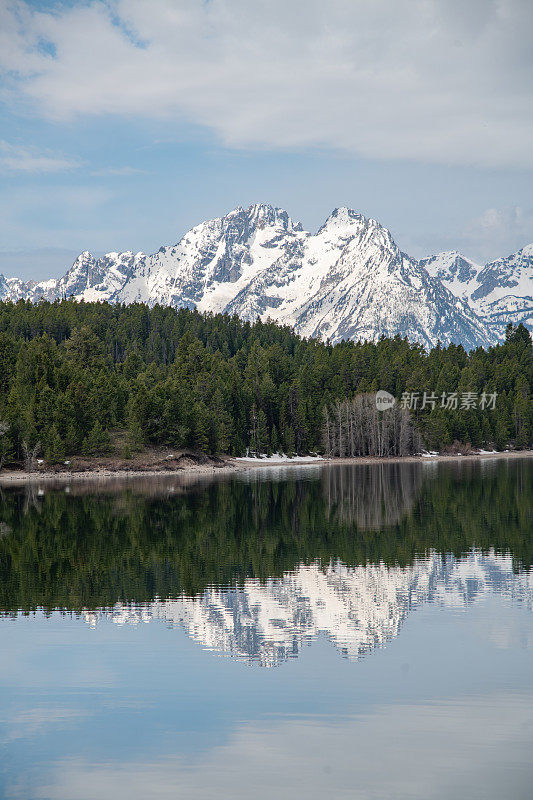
xmin=421 ymin=245 xmax=533 ymax=336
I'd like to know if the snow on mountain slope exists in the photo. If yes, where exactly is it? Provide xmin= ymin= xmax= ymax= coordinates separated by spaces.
xmin=82 ymin=551 xmax=533 ymax=667
xmin=0 ymin=204 xmax=501 ymax=348
xmin=225 ymin=209 xmax=492 ymax=348
xmin=51 ymin=250 xmax=144 ymax=303
xmin=420 ymin=251 xmax=481 ymax=300
xmin=420 ymin=247 xmax=533 ymax=335
xmin=0 ymin=251 xmax=144 ymax=304
xmin=0 ymin=274 xmax=37 ymax=301
xmin=473 ymin=245 xmax=533 ymax=331
xmin=118 ymin=203 xmax=301 ymax=309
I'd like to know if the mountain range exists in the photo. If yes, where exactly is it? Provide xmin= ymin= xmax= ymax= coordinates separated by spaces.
xmin=1 ymin=203 xmax=532 ymax=349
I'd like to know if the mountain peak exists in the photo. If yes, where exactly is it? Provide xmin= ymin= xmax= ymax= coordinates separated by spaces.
xmin=324 ymin=207 xmax=366 ymax=224
xmin=420 ymin=251 xmax=481 ymax=286
xmin=513 ymin=243 xmax=533 ymax=259
xmin=243 ymin=202 xmax=302 ymax=232
xmin=318 ymin=207 xmax=386 ymax=237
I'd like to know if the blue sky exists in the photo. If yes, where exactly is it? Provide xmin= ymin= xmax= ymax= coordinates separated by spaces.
xmin=1 ymin=0 xmax=533 ymax=280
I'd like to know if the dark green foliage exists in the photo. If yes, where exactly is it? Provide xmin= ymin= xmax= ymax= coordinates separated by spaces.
xmin=81 ymin=421 xmax=112 ymax=456
xmin=0 ymin=300 xmax=530 ymax=461
xmin=44 ymin=424 xmax=65 ymax=463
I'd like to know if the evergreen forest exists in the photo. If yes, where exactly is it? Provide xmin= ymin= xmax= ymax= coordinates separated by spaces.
xmin=0 ymin=299 xmax=530 ymax=465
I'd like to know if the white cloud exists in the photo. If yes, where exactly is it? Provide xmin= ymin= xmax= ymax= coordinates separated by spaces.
xmin=34 ymin=693 xmax=533 ymax=800
xmin=0 ymin=140 xmax=81 ymax=173
xmin=461 ymin=206 xmax=533 ymax=261
xmin=1 ymin=0 xmax=533 ymax=168
xmin=0 ymin=703 xmax=90 ymax=745
xmin=90 ymin=166 xmax=147 ymax=176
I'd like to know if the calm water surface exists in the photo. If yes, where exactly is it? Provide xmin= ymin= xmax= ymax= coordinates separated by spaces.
xmin=1 ymin=459 xmax=532 ymax=799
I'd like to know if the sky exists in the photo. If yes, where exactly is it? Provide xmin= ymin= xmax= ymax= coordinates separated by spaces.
xmin=0 ymin=0 xmax=532 ymax=280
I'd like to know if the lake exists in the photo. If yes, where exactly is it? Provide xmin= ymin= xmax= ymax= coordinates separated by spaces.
xmin=1 ymin=458 xmax=532 ymax=799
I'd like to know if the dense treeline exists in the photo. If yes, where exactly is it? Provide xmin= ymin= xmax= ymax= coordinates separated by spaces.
xmin=0 ymin=460 xmax=531 ymax=613
xmin=0 ymin=299 xmax=531 ymax=463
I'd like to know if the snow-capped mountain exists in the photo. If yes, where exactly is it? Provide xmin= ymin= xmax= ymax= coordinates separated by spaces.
xmin=82 ymin=551 xmax=533 ymax=667
xmin=220 ymin=208 xmax=492 ymax=348
xmin=420 ymin=251 xmax=481 ymax=300
xmin=0 ymin=203 xmax=524 ymax=349
xmin=421 ymin=246 xmax=533 ymax=335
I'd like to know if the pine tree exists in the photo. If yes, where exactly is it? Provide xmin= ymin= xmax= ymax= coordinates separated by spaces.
xmin=494 ymin=417 xmax=510 ymax=451
xmin=481 ymin=416 xmax=493 ymax=448
xmin=127 ymin=417 xmax=144 ymax=451
xmin=82 ymin=422 xmax=111 ymax=456
xmin=193 ymin=403 xmax=209 ymax=453
xmin=0 ymin=420 xmax=11 ymax=469
xmin=271 ymin=424 xmax=280 ymax=455
xmin=282 ymin=425 xmax=295 ymax=456
xmin=257 ymin=409 xmax=268 ymax=455
xmin=44 ymin=425 xmax=65 ymax=463
xmin=64 ymin=423 xmax=80 ymax=455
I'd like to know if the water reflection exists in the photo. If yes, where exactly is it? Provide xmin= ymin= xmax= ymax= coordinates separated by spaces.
xmin=27 ymin=692 xmax=533 ymax=800
xmin=2 ymin=460 xmax=533 ymax=800
xmin=83 ymin=551 xmax=533 ymax=667
xmin=0 ymin=459 xmax=532 ymax=666
xmin=323 ymin=462 xmax=424 ymax=528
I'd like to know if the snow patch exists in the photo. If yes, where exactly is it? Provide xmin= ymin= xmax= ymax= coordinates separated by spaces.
xmin=235 ymin=452 xmax=324 ymax=464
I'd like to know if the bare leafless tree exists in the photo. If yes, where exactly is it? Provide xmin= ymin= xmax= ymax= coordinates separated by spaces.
xmin=22 ymin=440 xmax=41 ymax=473
xmin=322 ymin=394 xmax=420 ymax=458
xmin=0 ymin=421 xmax=8 ymax=470
xmin=322 ymin=405 xmax=333 ymax=457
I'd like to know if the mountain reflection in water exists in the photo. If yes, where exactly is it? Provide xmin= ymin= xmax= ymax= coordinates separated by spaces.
xmin=0 ymin=459 xmax=531 ymax=667
xmin=84 ymin=551 xmax=533 ymax=667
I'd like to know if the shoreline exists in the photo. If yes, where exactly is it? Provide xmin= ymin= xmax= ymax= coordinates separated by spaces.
xmin=0 ymin=449 xmax=532 ymax=486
